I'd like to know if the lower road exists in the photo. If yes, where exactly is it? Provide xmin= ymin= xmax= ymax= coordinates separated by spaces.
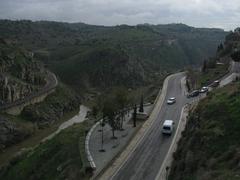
xmin=112 ymin=73 xmax=188 ymax=180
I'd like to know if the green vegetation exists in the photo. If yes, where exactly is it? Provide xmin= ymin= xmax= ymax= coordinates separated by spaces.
xmin=21 ymin=83 xmax=80 ymax=127
xmin=169 ymin=81 xmax=240 ymax=180
xmin=187 ymin=62 xmax=229 ymax=89
xmin=186 ymin=28 xmax=240 ymax=90
xmin=0 ymin=83 xmax=80 ymax=166
xmin=0 ymin=121 xmax=92 ymax=180
xmin=0 ymin=20 xmax=227 ymax=94
xmin=170 ymin=29 xmax=240 ymax=180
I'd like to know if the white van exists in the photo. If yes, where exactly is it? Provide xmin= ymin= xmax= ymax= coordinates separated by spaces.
xmin=162 ymin=120 xmax=174 ymax=135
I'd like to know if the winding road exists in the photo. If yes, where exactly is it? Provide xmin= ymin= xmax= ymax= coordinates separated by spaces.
xmin=111 ymin=73 xmax=189 ymax=180
xmin=98 ymin=61 xmax=240 ymax=180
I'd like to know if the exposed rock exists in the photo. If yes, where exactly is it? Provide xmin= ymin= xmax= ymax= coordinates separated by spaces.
xmin=0 ymin=38 xmax=47 ymax=105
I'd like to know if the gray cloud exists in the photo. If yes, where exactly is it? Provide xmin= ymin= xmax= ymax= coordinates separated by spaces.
xmin=0 ymin=0 xmax=239 ymax=30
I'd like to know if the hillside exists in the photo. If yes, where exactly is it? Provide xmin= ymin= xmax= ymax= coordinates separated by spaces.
xmin=0 ymin=20 xmax=228 ymax=93
xmin=170 ymin=29 xmax=240 ymax=180
xmin=169 ymin=82 xmax=240 ymax=180
xmin=0 ymin=39 xmax=80 ymax=153
xmin=0 ymin=121 xmax=92 ymax=180
xmin=0 ymin=38 xmax=46 ymax=105
xmin=186 ymin=28 xmax=240 ymax=90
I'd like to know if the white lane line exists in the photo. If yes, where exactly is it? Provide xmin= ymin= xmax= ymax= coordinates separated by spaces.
xmin=108 ymin=74 xmax=178 ymax=180
xmin=154 ymin=104 xmax=188 ymax=180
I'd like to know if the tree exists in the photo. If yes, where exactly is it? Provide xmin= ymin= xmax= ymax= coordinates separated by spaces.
xmin=139 ymin=94 xmax=144 ymax=112
xmin=231 ymin=51 xmax=240 ymax=62
xmin=201 ymin=60 xmax=207 ymax=73
xmin=114 ymin=87 xmax=129 ymax=130
xmin=103 ymin=97 xmax=118 ymax=138
xmin=92 ymin=105 xmax=98 ymax=119
xmin=217 ymin=43 xmax=224 ymax=52
xmin=133 ymin=104 xmax=137 ymax=127
xmin=186 ymin=79 xmax=190 ymax=92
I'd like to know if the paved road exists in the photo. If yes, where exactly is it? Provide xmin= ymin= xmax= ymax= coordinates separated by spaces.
xmin=111 ymin=73 xmax=188 ymax=180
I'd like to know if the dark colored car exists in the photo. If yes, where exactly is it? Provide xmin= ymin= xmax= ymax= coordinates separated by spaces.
xmin=187 ymin=90 xmax=199 ymax=98
xmin=211 ymin=80 xmax=220 ymax=87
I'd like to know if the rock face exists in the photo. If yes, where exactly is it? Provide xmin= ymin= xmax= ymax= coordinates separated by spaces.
xmin=0 ymin=38 xmax=46 ymax=105
xmin=0 ymin=39 xmax=80 ymax=151
xmin=0 ymin=117 xmax=30 ymax=150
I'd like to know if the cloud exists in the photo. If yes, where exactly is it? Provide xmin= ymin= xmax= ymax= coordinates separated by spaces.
xmin=0 ymin=0 xmax=239 ymax=30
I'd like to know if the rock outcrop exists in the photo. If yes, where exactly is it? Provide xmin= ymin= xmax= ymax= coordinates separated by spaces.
xmin=0 ymin=38 xmax=46 ymax=105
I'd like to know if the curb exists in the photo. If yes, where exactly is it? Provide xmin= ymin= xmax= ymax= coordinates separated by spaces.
xmin=155 ymin=104 xmax=190 ymax=180
xmin=154 ymin=66 xmax=239 ymax=180
xmin=98 ymin=72 xmax=185 ymax=180
xmin=85 ymin=103 xmax=154 ymax=171
xmin=85 ymin=121 xmax=101 ymax=170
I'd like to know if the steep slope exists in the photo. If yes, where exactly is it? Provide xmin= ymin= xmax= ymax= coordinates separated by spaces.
xmin=0 ymin=39 xmax=80 ymax=151
xmin=0 ymin=38 xmax=46 ymax=105
xmin=169 ymin=82 xmax=240 ymax=180
xmin=170 ymin=29 xmax=240 ymax=180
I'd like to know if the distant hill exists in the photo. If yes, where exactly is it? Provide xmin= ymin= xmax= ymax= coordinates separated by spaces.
xmin=0 ymin=20 xmax=228 ymax=92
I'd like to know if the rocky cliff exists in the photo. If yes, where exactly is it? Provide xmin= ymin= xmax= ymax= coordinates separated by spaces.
xmin=0 ymin=38 xmax=46 ymax=105
xmin=0 ymin=39 xmax=80 ymax=151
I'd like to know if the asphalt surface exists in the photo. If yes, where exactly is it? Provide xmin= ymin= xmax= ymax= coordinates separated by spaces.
xmin=111 ymin=73 xmax=189 ymax=180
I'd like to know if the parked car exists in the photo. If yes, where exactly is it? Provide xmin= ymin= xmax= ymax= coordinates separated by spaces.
xmin=167 ymin=97 xmax=176 ymax=105
xmin=199 ymin=86 xmax=208 ymax=93
xmin=136 ymin=112 xmax=149 ymax=120
xmin=211 ymin=80 xmax=220 ymax=87
xmin=162 ymin=120 xmax=174 ymax=135
xmin=187 ymin=90 xmax=199 ymax=98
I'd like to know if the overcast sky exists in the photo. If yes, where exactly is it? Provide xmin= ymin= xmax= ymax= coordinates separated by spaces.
xmin=0 ymin=0 xmax=239 ymax=30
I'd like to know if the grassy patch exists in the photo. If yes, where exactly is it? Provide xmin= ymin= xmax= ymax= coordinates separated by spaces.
xmin=0 ymin=121 xmax=92 ymax=180
xmin=0 ymin=83 xmax=80 ymax=167
xmin=0 ymin=108 xmax=78 ymax=168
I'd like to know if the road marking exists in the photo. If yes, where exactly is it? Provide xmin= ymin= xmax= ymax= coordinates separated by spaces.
xmin=108 ymin=76 xmax=171 ymax=180
xmin=154 ymin=103 xmax=188 ymax=180
xmin=105 ymin=73 xmax=185 ymax=180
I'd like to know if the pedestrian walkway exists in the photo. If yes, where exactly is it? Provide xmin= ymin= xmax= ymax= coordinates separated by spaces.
xmin=89 ymin=105 xmax=153 ymax=176
xmin=42 ymin=105 xmax=89 ymax=142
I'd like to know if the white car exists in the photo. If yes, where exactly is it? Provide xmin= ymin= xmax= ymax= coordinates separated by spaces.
xmin=162 ymin=120 xmax=174 ymax=135
xmin=167 ymin=97 xmax=176 ymax=105
xmin=199 ymin=86 xmax=208 ymax=93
